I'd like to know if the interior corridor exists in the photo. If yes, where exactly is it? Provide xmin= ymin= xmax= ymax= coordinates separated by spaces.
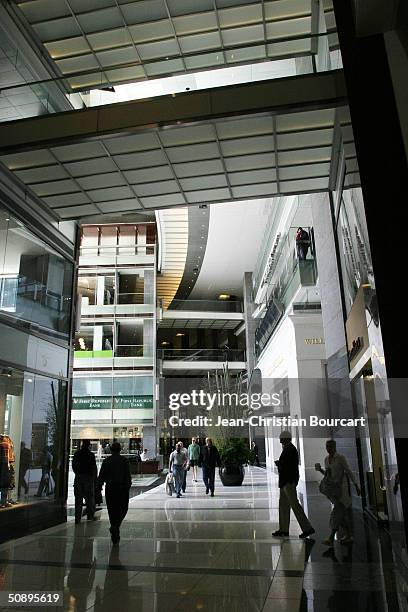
xmin=0 ymin=467 xmax=403 ymax=612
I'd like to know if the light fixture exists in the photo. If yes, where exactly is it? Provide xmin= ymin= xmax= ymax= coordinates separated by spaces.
xmin=218 ymin=293 xmax=230 ymax=300
xmin=161 ymin=341 xmax=170 ymax=345
xmin=176 ymin=333 xmax=185 ymax=337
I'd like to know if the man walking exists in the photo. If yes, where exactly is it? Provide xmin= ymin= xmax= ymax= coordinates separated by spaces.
xmin=169 ymin=441 xmax=188 ymax=498
xmin=199 ymin=438 xmax=221 ymax=497
xmin=188 ymin=437 xmax=201 ymax=483
xmin=97 ymin=442 xmax=132 ymax=544
xmin=72 ymin=440 xmax=97 ymax=524
xmin=272 ymin=431 xmax=315 ymax=539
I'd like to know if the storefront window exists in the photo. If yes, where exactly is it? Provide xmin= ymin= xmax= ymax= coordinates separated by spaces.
xmin=0 ymin=368 xmax=67 ymax=508
xmin=337 ymin=187 xmax=374 ymax=314
xmin=0 ymin=209 xmax=73 ymax=341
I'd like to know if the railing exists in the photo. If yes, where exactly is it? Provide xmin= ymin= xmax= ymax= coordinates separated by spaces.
xmin=167 ymin=299 xmax=242 ymax=313
xmin=79 ymin=245 xmax=155 ymax=257
xmin=80 ymin=292 xmax=153 ymax=307
xmin=117 ymin=292 xmax=151 ymax=305
xmin=115 ymin=345 xmax=144 ymax=358
xmin=74 ymin=345 xmax=146 ymax=358
xmin=159 ymin=348 xmax=246 ymax=362
xmin=74 ymin=350 xmax=113 ymax=359
xmin=0 ymin=31 xmax=341 ymax=124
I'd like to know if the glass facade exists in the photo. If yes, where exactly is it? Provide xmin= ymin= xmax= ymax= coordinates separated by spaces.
xmin=0 ymin=211 xmax=73 ymax=341
xmin=71 ymin=223 xmax=156 ymax=453
xmin=336 ymin=187 xmax=374 ymax=315
xmin=0 ymin=205 xmax=73 ymax=525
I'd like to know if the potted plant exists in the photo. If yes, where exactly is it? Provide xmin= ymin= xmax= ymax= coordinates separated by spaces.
xmin=217 ymin=438 xmax=253 ymax=486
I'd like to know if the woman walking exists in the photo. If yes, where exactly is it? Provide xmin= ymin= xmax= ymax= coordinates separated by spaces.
xmin=316 ymin=439 xmax=361 ymax=546
xmin=169 ymin=441 xmax=187 ymax=498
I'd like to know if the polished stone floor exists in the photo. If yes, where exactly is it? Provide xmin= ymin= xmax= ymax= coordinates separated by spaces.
xmin=0 ymin=467 xmax=405 ymax=611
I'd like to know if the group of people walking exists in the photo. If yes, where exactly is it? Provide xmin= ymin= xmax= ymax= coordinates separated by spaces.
xmin=273 ymin=431 xmax=360 ymax=545
xmin=73 ymin=431 xmax=359 ymax=549
xmin=169 ymin=437 xmax=221 ymax=498
xmin=72 ymin=440 xmax=131 ymax=545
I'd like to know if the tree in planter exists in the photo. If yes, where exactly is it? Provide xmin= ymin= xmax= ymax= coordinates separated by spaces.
xmin=205 ymin=366 xmax=253 ymax=486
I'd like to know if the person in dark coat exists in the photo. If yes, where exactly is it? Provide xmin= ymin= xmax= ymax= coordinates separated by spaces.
xmin=97 ymin=442 xmax=131 ymax=545
xmin=272 ymin=431 xmax=315 ymax=539
xmin=34 ymin=446 xmax=53 ymax=497
xmin=18 ymin=442 xmax=32 ymax=497
xmin=198 ymin=437 xmax=221 ymax=497
xmin=72 ymin=439 xmax=97 ymax=523
xmin=295 ymin=227 xmax=310 ymax=260
xmin=251 ymin=441 xmax=260 ymax=467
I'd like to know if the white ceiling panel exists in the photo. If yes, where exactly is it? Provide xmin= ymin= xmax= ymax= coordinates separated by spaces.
xmin=186 ymin=188 xmax=231 ymax=203
xmin=114 ymin=150 xmax=167 ymax=170
xmin=217 ymin=116 xmax=273 ymax=139
xmin=179 ymin=175 xmax=228 ymax=191
xmin=56 ymin=203 xmax=100 ymax=218
xmin=218 ymin=4 xmax=263 ymax=28
xmin=229 ymin=168 xmax=277 ymax=185
xmin=124 ymin=166 xmax=173 ymax=183
xmin=31 ymin=179 xmax=79 ymax=196
xmin=87 ymin=28 xmax=132 ymax=52
xmin=18 ymin=0 xmax=69 ymax=21
xmin=173 ymin=159 xmax=225 ymax=178
xmin=86 ymin=185 xmax=134 ymax=202
xmin=277 ymin=146 xmax=332 ymax=166
xmin=97 ymin=198 xmax=142 ymax=213
xmin=224 ymin=152 xmax=276 ymax=171
xmin=166 ymin=142 xmax=219 ymax=163
xmin=221 ymin=134 xmax=275 ymax=156
xmin=232 ymin=182 xmax=278 ymax=197
xmin=104 ymin=133 xmax=158 ymax=155
xmin=64 ymin=157 xmax=117 ymax=177
xmin=52 ymin=142 xmax=106 ymax=162
xmin=173 ymin=12 xmax=218 ymax=36
xmin=42 ymin=192 xmax=91 ymax=208
xmin=77 ymin=8 xmax=123 ymax=34
xmin=77 ymin=173 xmax=125 ymax=190
xmin=15 ymin=165 xmax=69 ymax=182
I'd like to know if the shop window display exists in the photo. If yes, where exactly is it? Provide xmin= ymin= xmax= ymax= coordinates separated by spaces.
xmin=0 ymin=368 xmax=67 ymax=510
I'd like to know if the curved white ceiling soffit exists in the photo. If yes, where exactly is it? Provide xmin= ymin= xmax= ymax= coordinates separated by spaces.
xmin=190 ymin=198 xmax=272 ymax=300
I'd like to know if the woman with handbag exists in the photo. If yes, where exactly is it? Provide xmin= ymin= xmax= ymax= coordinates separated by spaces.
xmin=316 ymin=439 xmax=361 ymax=547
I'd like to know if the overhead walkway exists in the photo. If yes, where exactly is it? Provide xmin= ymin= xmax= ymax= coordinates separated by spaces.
xmin=0 ymin=466 xmax=402 ymax=611
xmin=0 ymin=71 xmax=349 ymax=220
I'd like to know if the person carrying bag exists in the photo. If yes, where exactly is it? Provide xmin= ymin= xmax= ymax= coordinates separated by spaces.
xmin=316 ymin=439 xmax=361 ymax=547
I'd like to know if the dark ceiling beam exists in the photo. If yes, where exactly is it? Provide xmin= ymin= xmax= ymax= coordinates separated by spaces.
xmin=0 ymin=70 xmax=347 ymax=155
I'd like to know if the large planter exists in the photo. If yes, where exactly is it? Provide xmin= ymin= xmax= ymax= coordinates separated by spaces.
xmin=219 ymin=464 xmax=245 ymax=486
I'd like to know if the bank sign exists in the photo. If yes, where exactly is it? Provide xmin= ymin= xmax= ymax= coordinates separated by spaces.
xmin=73 ymin=396 xmax=153 ymax=409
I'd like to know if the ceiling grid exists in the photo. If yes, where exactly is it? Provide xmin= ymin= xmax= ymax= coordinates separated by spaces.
xmin=0 ymin=107 xmax=353 ymax=219
xmin=10 ymin=0 xmax=324 ymax=87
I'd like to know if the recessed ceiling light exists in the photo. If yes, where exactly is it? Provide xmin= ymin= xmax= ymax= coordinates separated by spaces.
xmin=176 ymin=333 xmax=185 ymax=337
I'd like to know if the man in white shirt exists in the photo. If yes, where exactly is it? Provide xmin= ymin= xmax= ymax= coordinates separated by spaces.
xmin=140 ymin=448 xmax=149 ymax=461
